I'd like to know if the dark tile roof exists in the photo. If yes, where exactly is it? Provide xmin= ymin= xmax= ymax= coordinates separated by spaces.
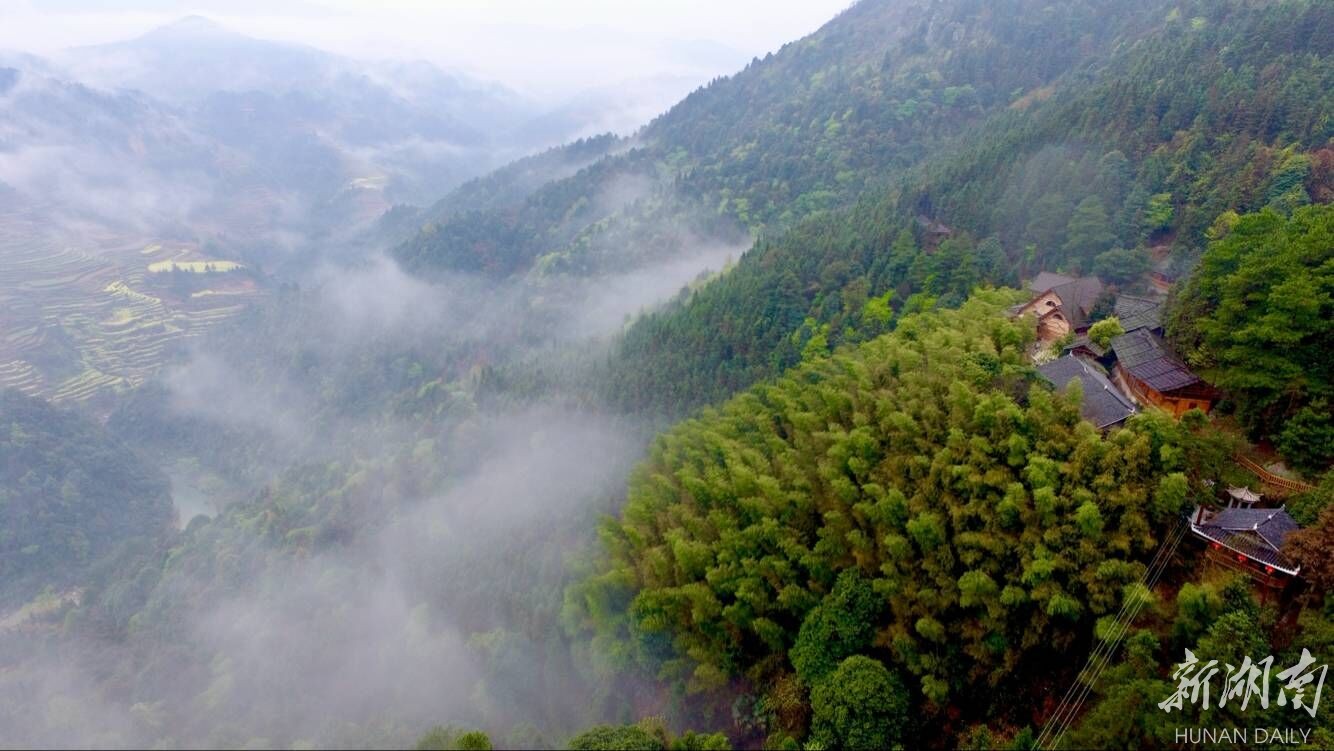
xmin=1110 ymin=328 xmax=1202 ymax=393
xmin=1114 ymin=295 xmax=1163 ymax=333
xmin=1064 ymin=334 xmax=1108 ymax=358
xmin=1030 ymin=271 xmax=1077 ymax=294
xmin=1049 ymin=277 xmax=1105 ymax=329
xmin=1192 ymin=507 xmax=1302 ymax=574
xmin=1038 ymin=355 xmax=1137 ymax=429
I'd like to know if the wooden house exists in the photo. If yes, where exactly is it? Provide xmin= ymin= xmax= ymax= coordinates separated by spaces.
xmin=1109 ymin=328 xmax=1215 ymax=417
xmin=1190 ymin=506 xmax=1302 ymax=590
xmin=915 ymin=215 xmax=954 ymax=246
xmin=1014 ymin=273 xmax=1106 ymax=345
xmin=1062 ymin=294 xmax=1165 ymax=362
xmin=1150 ymin=257 xmax=1176 ymax=293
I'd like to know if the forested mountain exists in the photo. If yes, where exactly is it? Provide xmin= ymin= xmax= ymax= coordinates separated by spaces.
xmin=1166 ymin=205 xmax=1334 ymax=472
xmin=420 ymin=135 xmax=625 ymax=225
xmin=2 ymin=17 xmax=540 ymax=224
xmin=1 ymin=0 xmax=1331 ymax=748
xmin=569 ymin=293 xmax=1242 ymax=748
xmin=604 ymin=0 xmax=1334 ymax=416
xmin=393 ymin=0 xmax=1178 ymax=277
xmin=0 ymin=390 xmax=173 ymax=608
xmin=565 ymin=1 xmax=1329 ymax=748
xmin=0 ymin=16 xmax=650 ymax=409
xmin=0 ymin=15 xmax=638 ymax=265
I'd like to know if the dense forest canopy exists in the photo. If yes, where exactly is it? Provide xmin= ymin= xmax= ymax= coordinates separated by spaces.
xmin=570 ymin=293 xmax=1239 ymax=748
xmin=602 ymin=0 xmax=1334 ymax=418
xmin=1167 ymin=205 xmax=1334 ymax=473
xmin=0 ymin=0 xmax=1331 ymax=748
xmin=392 ymin=0 xmax=1180 ymax=280
xmin=0 ymin=390 xmax=173 ymax=607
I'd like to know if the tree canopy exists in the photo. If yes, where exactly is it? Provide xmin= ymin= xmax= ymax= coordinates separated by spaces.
xmin=0 ymin=390 xmax=173 ymax=607
xmin=1168 ymin=205 xmax=1334 ymax=473
xmin=571 ymin=292 xmax=1221 ymax=744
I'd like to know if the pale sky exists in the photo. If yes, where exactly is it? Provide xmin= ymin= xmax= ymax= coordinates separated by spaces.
xmin=0 ymin=1 xmax=853 ymax=97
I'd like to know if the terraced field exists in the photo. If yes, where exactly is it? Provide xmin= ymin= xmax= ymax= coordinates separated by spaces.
xmin=0 ymin=213 xmax=264 ymax=404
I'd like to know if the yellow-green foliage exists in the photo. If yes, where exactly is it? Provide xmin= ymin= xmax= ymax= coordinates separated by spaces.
xmin=573 ymin=290 xmax=1205 ymax=714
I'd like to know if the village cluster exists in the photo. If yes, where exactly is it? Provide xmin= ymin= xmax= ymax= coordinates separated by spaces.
xmin=1013 ymin=272 xmax=1309 ymax=594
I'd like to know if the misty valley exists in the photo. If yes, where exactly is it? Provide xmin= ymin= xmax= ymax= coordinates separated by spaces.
xmin=1 ymin=2 xmax=1332 ymax=750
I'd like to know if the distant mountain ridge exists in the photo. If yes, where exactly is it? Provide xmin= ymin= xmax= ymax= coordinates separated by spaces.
xmin=602 ymin=0 xmax=1334 ymax=415
xmin=391 ymin=0 xmax=1176 ymax=278
xmin=0 ymin=17 xmax=648 ymax=406
xmin=0 ymin=15 xmax=668 ymax=251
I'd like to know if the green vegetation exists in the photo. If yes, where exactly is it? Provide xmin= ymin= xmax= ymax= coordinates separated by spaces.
xmin=3 ymin=0 xmax=1332 ymax=748
xmin=567 ymin=719 xmax=729 ymax=750
xmin=603 ymin=0 xmax=1334 ymax=417
xmin=420 ymin=134 xmax=622 ymax=224
xmin=394 ymin=0 xmax=1178 ymax=279
xmin=1087 ymin=317 xmax=1124 ymax=350
xmin=0 ymin=239 xmax=259 ymax=404
xmin=415 ymin=726 xmax=494 ymax=751
xmin=0 ymin=390 xmax=173 ymax=606
xmin=1056 ymin=575 xmax=1334 ymax=749
xmin=570 ymin=294 xmax=1234 ymax=746
xmin=808 ymin=656 xmax=908 ymax=750
xmin=1168 ymin=205 xmax=1334 ymax=474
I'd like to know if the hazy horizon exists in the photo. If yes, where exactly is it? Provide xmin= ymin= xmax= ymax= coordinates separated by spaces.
xmin=5 ymin=1 xmax=1325 ymax=748
xmin=1 ymin=1 xmax=852 ymax=100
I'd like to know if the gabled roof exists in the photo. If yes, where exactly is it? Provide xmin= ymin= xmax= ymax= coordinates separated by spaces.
xmin=1021 ymin=272 xmax=1105 ymax=329
xmin=1114 ymin=295 xmax=1164 ymax=333
xmin=1110 ymin=328 xmax=1202 ymax=393
xmin=1192 ymin=507 xmax=1302 ymax=575
xmin=1038 ymin=355 xmax=1137 ymax=429
xmin=1049 ymin=277 xmax=1106 ymax=330
xmin=1064 ymin=334 xmax=1108 ymax=358
xmin=1030 ymin=271 xmax=1077 ymax=294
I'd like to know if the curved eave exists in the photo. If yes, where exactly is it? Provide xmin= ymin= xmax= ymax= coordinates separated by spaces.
xmin=1189 ymin=523 xmax=1301 ymax=577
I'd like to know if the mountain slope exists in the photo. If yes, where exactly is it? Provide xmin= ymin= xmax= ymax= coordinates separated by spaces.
xmin=3 ymin=3 xmax=1330 ymax=748
xmin=0 ymin=17 xmax=632 ymax=406
xmin=0 ymin=390 xmax=173 ymax=608
xmin=571 ymin=292 xmax=1232 ymax=747
xmin=392 ymin=0 xmax=1177 ymax=278
xmin=603 ymin=0 xmax=1334 ymax=416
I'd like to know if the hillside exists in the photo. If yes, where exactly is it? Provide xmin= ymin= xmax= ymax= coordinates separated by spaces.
xmin=0 ymin=390 xmax=173 ymax=608
xmin=0 ymin=16 xmax=613 ymax=406
xmin=604 ymin=0 xmax=1334 ymax=416
xmin=392 ymin=0 xmax=1177 ymax=278
xmin=572 ymin=292 xmax=1333 ymax=749
xmin=570 ymin=292 xmax=1249 ymax=748
xmin=0 ymin=2 xmax=1330 ymax=749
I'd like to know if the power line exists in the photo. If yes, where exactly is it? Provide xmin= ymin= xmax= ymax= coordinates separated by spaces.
xmin=1034 ymin=515 xmax=1182 ymax=748
xmin=1046 ymin=518 xmax=1188 ymax=749
xmin=1035 ymin=516 xmax=1188 ymax=750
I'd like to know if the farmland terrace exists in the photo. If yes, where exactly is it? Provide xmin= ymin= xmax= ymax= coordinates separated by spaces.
xmin=0 ymin=210 xmax=264 ymax=404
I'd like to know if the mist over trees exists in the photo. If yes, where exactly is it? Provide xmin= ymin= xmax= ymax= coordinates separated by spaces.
xmin=0 ymin=0 xmax=1331 ymax=749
